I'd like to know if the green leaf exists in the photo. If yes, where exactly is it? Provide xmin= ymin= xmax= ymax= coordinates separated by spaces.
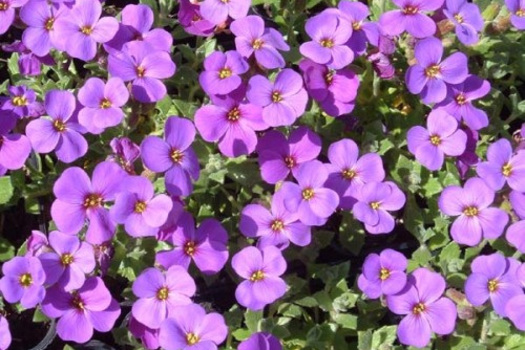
xmin=244 ymin=310 xmax=263 ymax=332
xmin=0 ymin=176 xmax=14 ymax=204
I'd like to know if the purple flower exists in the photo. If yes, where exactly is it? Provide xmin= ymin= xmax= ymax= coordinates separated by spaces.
xmin=230 ymin=15 xmax=289 ymax=69
xmin=155 ymin=212 xmax=229 ymax=274
xmin=41 ymin=277 xmax=121 ymax=343
xmin=0 ymin=0 xmax=28 ymax=35
xmin=1 ymin=40 xmax=55 ymax=77
xmin=506 ymin=0 xmax=525 ymax=30
xmin=77 ymin=77 xmax=129 ymax=134
xmin=200 ymin=50 xmax=249 ymax=96
xmin=444 ymin=0 xmax=483 ymax=45
xmin=195 ymin=86 xmax=266 ymax=158
xmin=406 ymin=37 xmax=468 ymax=104
xmin=240 ymin=190 xmax=311 ymax=249
xmin=108 ymin=137 xmax=140 ymax=174
xmin=232 ymin=246 xmax=287 ymax=311
xmin=506 ymin=220 xmax=525 ymax=253
xmin=325 ymin=139 xmax=385 ymax=210
xmin=247 ymin=69 xmax=308 ymax=127
xmin=279 ymin=160 xmax=340 ymax=226
xmin=0 ymin=315 xmax=11 ymax=350
xmin=131 ymin=266 xmax=196 ymax=329
xmin=379 ymin=0 xmax=443 ymax=38
xmin=111 ymin=175 xmax=173 ymax=237
xmin=38 ymin=231 xmax=95 ymax=291
xmin=0 ymin=115 xmax=31 ymax=171
xmin=506 ymin=263 xmax=525 ymax=330
xmin=465 ymin=253 xmax=522 ymax=317
xmin=54 ymin=0 xmax=118 ymax=61
xmin=368 ymin=51 xmax=395 ymax=80
xmin=140 ymin=116 xmax=200 ymax=197
xmin=338 ymin=1 xmax=379 ymax=56
xmin=357 ymin=249 xmax=407 ymax=299
xmin=300 ymin=11 xmax=354 ymax=69
xmin=353 ymin=181 xmax=406 ymax=234
xmin=158 ymin=303 xmax=228 ymax=350
xmin=108 ymin=41 xmax=176 ymax=103
xmin=438 ymin=177 xmax=509 ymax=246
xmin=256 ymin=127 xmax=321 ymax=184
xmin=129 ymin=317 xmax=160 ymax=350
xmin=238 ymin=332 xmax=282 ymax=350
xmin=50 ymin=161 xmax=126 ymax=243
xmin=178 ymin=0 xmax=215 ymax=37
xmin=0 ymin=256 xmax=46 ymax=308
xmin=434 ymin=75 xmax=491 ymax=130
xmin=476 ymin=139 xmax=525 ymax=192
xmin=455 ymin=127 xmax=480 ymax=178
xmin=26 ymin=90 xmax=88 ymax=163
xmin=298 ymin=59 xmax=359 ymax=117
xmin=407 ymin=110 xmax=467 ymax=171
xmin=510 ymin=190 xmax=525 ymax=219
xmin=200 ymin=0 xmax=250 ymax=25
xmin=25 ymin=230 xmax=50 ymax=257
xmin=386 ymin=268 xmax=457 ymax=348
xmin=0 ymin=85 xmax=42 ymax=118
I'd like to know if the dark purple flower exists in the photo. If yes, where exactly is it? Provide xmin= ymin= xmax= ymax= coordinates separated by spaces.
xmin=230 ymin=15 xmax=289 ymax=69
xmin=438 ymin=177 xmax=509 ymax=246
xmin=0 ymin=114 xmax=31 ymax=171
xmin=38 ymin=231 xmax=95 ymax=291
xmin=200 ymin=0 xmax=250 ymax=25
xmin=1 ymin=40 xmax=55 ymax=77
xmin=444 ymin=0 xmax=483 ymax=45
xmin=368 ymin=51 xmax=395 ymax=80
xmin=0 ymin=315 xmax=10 ymax=350
xmin=0 ymin=256 xmax=46 ymax=308
xmin=155 ymin=212 xmax=229 ymax=274
xmin=406 ymin=37 xmax=468 ymax=104
xmin=379 ymin=0 xmax=443 ymax=38
xmin=41 ymin=277 xmax=121 ymax=343
xmin=0 ymin=0 xmax=29 ymax=35
xmin=353 ymin=181 xmax=406 ymax=234
xmin=232 ymin=246 xmax=287 ymax=311
xmin=455 ymin=127 xmax=479 ymax=178
xmin=178 ymin=0 xmax=215 ymax=37
xmin=338 ymin=1 xmax=379 ymax=56
xmin=357 ymin=249 xmax=407 ymax=299
xmin=200 ymin=50 xmax=249 ymax=96
xmin=386 ymin=268 xmax=457 ymax=348
xmin=78 ymin=77 xmax=129 ymax=134
xmin=256 ymin=127 xmax=321 ymax=184
xmin=129 ymin=317 xmax=160 ymax=350
xmin=465 ymin=253 xmax=522 ymax=317
xmin=0 ymin=85 xmax=42 ymax=118
xmin=158 ymin=303 xmax=228 ymax=350
xmin=238 ymin=332 xmax=282 ymax=350
xmin=506 ymin=0 xmax=525 ymax=30
xmin=108 ymin=137 xmax=140 ymax=174
xmin=93 ymin=242 xmax=113 ymax=276
xmin=140 ymin=116 xmax=200 ymax=197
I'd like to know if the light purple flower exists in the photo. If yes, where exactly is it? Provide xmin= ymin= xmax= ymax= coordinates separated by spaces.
xmin=0 ymin=256 xmax=46 ymax=308
xmin=158 ymin=303 xmax=228 ymax=350
xmin=200 ymin=50 xmax=249 ymax=96
xmin=155 ymin=212 xmax=229 ymax=275
xmin=386 ymin=268 xmax=457 ymax=348
xmin=140 ymin=116 xmax=200 ymax=197
xmin=129 ymin=317 xmax=160 ymax=350
xmin=379 ymin=0 xmax=443 ymax=38
xmin=465 ymin=253 xmax=522 ymax=317
xmin=232 ymin=246 xmax=287 ymax=311
xmin=353 ymin=181 xmax=406 ymax=234
xmin=325 ymin=139 xmax=385 ymax=210
xmin=132 ymin=265 xmax=196 ymax=329
xmin=108 ymin=137 xmax=141 ymax=174
xmin=41 ymin=277 xmax=121 ymax=344
xmin=239 ymin=332 xmax=282 ymax=350
xmin=357 ymin=249 xmax=407 ymax=299
xmin=26 ymin=90 xmax=88 ymax=163
xmin=178 ymin=0 xmax=215 ymax=37
xmin=0 ymin=85 xmax=42 ymax=118
xmin=50 ymin=161 xmax=126 ymax=243
xmin=506 ymin=263 xmax=525 ymax=330
xmin=476 ymin=139 xmax=525 ymax=192
xmin=338 ymin=1 xmax=379 ymax=56
xmin=300 ymin=11 xmax=354 ymax=69
xmin=247 ymin=69 xmax=308 ymax=127
xmin=438 ymin=177 xmax=509 ymax=246
xmin=406 ymin=37 xmax=468 ymax=104
xmin=0 ymin=0 xmax=28 ymax=35
xmin=0 ymin=315 xmax=11 ymax=350
xmin=506 ymin=0 xmax=525 ymax=30
xmin=506 ymin=220 xmax=525 ymax=253
xmin=77 ymin=77 xmax=129 ymax=134
xmin=38 ymin=231 xmax=95 ymax=291
xmin=444 ymin=0 xmax=484 ymax=45
xmin=108 ymin=41 xmax=176 ymax=103
xmin=0 ymin=115 xmax=31 ymax=171
xmin=200 ymin=0 xmax=250 ymax=25
xmin=407 ymin=110 xmax=467 ymax=171
xmin=510 ymin=190 xmax=525 ymax=219
xmin=230 ymin=15 xmax=289 ymax=70
xmin=256 ymin=127 xmax=322 ymax=184
xmin=279 ymin=160 xmax=340 ymax=226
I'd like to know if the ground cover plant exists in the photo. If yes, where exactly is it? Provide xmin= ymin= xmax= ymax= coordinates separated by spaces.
xmin=0 ymin=0 xmax=524 ymax=349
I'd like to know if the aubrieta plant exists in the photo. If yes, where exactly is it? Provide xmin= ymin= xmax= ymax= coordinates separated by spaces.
xmin=0 ymin=0 xmax=524 ymax=349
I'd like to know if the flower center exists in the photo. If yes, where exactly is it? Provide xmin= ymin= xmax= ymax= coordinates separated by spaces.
xmin=218 ymin=67 xmax=232 ymax=79
xmin=136 ymin=66 xmax=146 ymax=78
xmin=19 ymin=273 xmax=33 ymax=287
xmin=184 ymin=241 xmax=196 ymax=256
xmin=53 ymin=119 xmax=66 ymax=132
xmin=488 ymin=279 xmax=499 ymax=292
xmin=80 ymin=25 xmax=93 ymax=35
xmin=412 ymin=302 xmax=426 ymax=315
xmin=455 ymin=93 xmax=467 ymax=105
xmin=45 ymin=17 xmax=55 ymax=31
xmin=72 ymin=294 xmax=85 ymax=310
xmin=284 ymin=156 xmax=296 ymax=169
xmin=379 ymin=268 xmax=390 ymax=281
xmin=134 ymin=201 xmax=147 ymax=213
xmin=320 ymin=38 xmax=334 ymax=48
xmin=463 ymin=206 xmax=479 ymax=217
xmin=271 ymin=219 xmax=284 ymax=232
xmin=83 ymin=194 xmax=103 ymax=208
xmin=12 ymin=96 xmax=27 ymax=106
xmin=60 ymin=253 xmax=74 ymax=266
xmin=403 ymin=5 xmax=419 ymax=15
xmin=0 ymin=1 xmax=8 ymax=11
xmin=502 ymin=162 xmax=512 ymax=177
xmin=517 ymin=9 xmax=525 ymax=16
xmin=99 ymin=98 xmax=112 ymax=109
xmin=227 ymin=107 xmax=241 ymax=122
xmin=342 ymin=168 xmax=356 ymax=180
xmin=252 ymin=38 xmax=263 ymax=50
xmin=370 ymin=201 xmax=381 ymax=210
xmin=430 ymin=135 xmax=441 ymax=146
xmin=170 ymin=149 xmax=184 ymax=164
xmin=192 ymin=14 xmax=201 ymax=22
xmin=271 ymin=91 xmax=283 ymax=103
xmin=249 ymin=270 xmax=265 ymax=282
xmin=324 ymin=71 xmax=334 ymax=85
xmin=425 ymin=64 xmax=441 ymax=78
xmin=186 ymin=332 xmax=200 ymax=345
xmin=352 ymin=21 xmax=362 ymax=31
xmin=454 ymin=13 xmax=464 ymax=23
xmin=302 ymin=188 xmax=314 ymax=200
xmin=157 ymin=286 xmax=169 ymax=300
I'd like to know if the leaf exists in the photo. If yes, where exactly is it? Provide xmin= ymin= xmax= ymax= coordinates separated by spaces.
xmin=0 ymin=176 xmax=14 ymax=205
xmin=244 ymin=310 xmax=263 ymax=333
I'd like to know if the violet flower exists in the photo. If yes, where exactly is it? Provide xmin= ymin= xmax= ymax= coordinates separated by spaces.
xmin=444 ymin=0 xmax=484 ymax=46
xmin=455 ymin=127 xmax=479 ymax=178
xmin=0 ymin=316 xmax=10 ymax=350
xmin=357 ymin=249 xmax=407 ymax=299
xmin=506 ymin=263 xmax=525 ymax=330
xmin=506 ymin=220 xmax=525 ymax=253
xmin=510 ymin=190 xmax=525 ymax=219
xmin=1 ymin=41 xmax=55 ymax=77
xmin=256 ymin=127 xmax=322 ymax=184
xmin=379 ymin=0 xmax=443 ymax=38
xmin=200 ymin=0 xmax=250 ymax=25
xmin=338 ymin=1 xmax=379 ymax=56
xmin=239 ymin=332 xmax=282 ymax=350
xmin=386 ymin=268 xmax=457 ymax=348
xmin=438 ymin=177 xmax=509 ymax=246
xmin=0 ymin=115 xmax=31 ymax=171
xmin=232 ymin=246 xmax=287 ymax=311
xmin=158 ymin=303 xmax=228 ymax=350
xmin=25 ymin=230 xmax=50 ymax=257
xmin=506 ymin=0 xmax=525 ymax=30
xmin=129 ymin=317 xmax=160 ymax=350
xmin=0 ymin=256 xmax=46 ymax=308
xmin=178 ymin=0 xmax=215 ymax=37
xmin=0 ymin=0 xmax=28 ymax=35
xmin=200 ymin=50 xmax=249 ymax=96
xmin=406 ymin=37 xmax=468 ymax=104
xmin=140 ymin=116 xmax=200 ymax=197
xmin=0 ymin=85 xmax=42 ymax=118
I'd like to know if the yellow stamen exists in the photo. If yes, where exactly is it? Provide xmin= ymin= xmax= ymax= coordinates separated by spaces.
xmin=320 ymin=38 xmax=334 ymax=48
xmin=218 ymin=68 xmax=232 ymax=79
xmin=516 ymin=9 xmax=525 ymax=17
xmin=80 ymin=26 xmax=93 ymax=35
xmin=249 ymin=270 xmax=265 ymax=282
xmin=502 ymin=162 xmax=512 ymax=177
xmin=463 ymin=206 xmax=478 ymax=217
xmin=83 ymin=194 xmax=103 ymax=208
xmin=45 ymin=17 xmax=55 ymax=31
xmin=379 ymin=268 xmax=390 ymax=281
xmin=454 ymin=13 xmax=464 ymax=23
xmin=271 ymin=219 xmax=284 ymax=232
xmin=425 ymin=65 xmax=441 ymax=78
xmin=370 ymin=201 xmax=380 ymax=210
xmin=136 ymin=66 xmax=146 ymax=78
xmin=72 ymin=294 xmax=85 ymax=310
xmin=0 ymin=1 xmax=8 ymax=11
xmin=430 ymin=135 xmax=441 ymax=146
xmin=284 ymin=156 xmax=295 ymax=169
xmin=252 ymin=39 xmax=263 ymax=50
xmin=488 ymin=279 xmax=499 ymax=292
xmin=12 ymin=96 xmax=27 ymax=106
xmin=325 ymin=71 xmax=334 ymax=85
xmin=412 ymin=302 xmax=426 ymax=315
xmin=60 ymin=253 xmax=74 ymax=266
xmin=170 ymin=149 xmax=184 ymax=163
xmin=186 ymin=332 xmax=200 ymax=345
xmin=184 ymin=241 xmax=196 ymax=256
xmin=403 ymin=6 xmax=419 ymax=15
xmin=134 ymin=201 xmax=147 ymax=213
xmin=157 ymin=287 xmax=169 ymax=300
xmin=342 ymin=168 xmax=356 ymax=180
xmin=227 ymin=107 xmax=240 ymax=121
xmin=100 ymin=98 xmax=112 ymax=109
xmin=302 ymin=188 xmax=314 ymax=200
xmin=271 ymin=91 xmax=282 ymax=103
xmin=53 ymin=119 xmax=66 ymax=132
xmin=19 ymin=273 xmax=33 ymax=287
xmin=455 ymin=93 xmax=467 ymax=105
xmin=352 ymin=21 xmax=362 ymax=31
